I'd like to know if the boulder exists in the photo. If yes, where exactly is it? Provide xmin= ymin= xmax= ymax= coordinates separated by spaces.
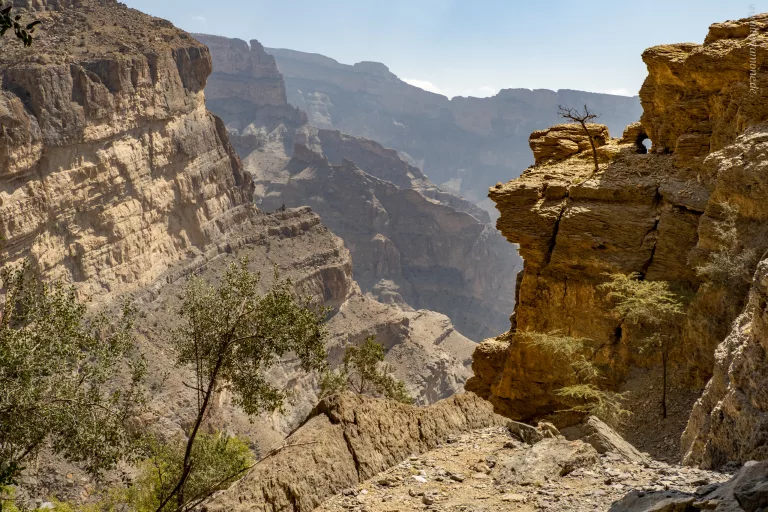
xmin=562 ymin=416 xmax=650 ymax=464
xmin=492 ymin=438 xmax=598 ymax=486
xmin=529 ymin=123 xmax=610 ymax=165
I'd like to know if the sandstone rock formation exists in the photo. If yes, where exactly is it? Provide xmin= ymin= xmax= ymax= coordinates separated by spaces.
xmin=467 ymin=13 xmax=768 ymax=468
xmin=266 ymin=46 xmax=643 ymax=211
xmin=197 ymin=34 xmax=521 ymax=341
xmin=203 ymin=393 xmax=507 ymax=512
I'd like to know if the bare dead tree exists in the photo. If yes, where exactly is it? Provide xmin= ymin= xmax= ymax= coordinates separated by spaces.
xmin=558 ymin=104 xmax=600 ymax=172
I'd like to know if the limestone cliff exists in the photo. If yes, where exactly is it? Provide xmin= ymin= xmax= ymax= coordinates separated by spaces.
xmin=266 ymin=46 xmax=643 ymax=212
xmin=0 ymin=0 xmax=253 ymax=299
xmin=197 ymin=34 xmax=522 ymax=341
xmin=467 ymin=13 xmax=768 ymax=468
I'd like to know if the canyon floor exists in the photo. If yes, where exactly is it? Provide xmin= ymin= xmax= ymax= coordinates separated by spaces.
xmin=314 ymin=427 xmax=729 ymax=512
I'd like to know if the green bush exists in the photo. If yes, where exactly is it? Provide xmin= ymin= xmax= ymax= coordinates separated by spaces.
xmin=0 ymin=260 xmax=146 ymax=490
xmin=519 ymin=331 xmax=628 ymax=426
xmin=320 ymin=336 xmax=414 ymax=404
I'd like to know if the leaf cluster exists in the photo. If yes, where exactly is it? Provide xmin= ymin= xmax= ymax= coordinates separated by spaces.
xmin=598 ymin=273 xmax=685 ymax=327
xmin=174 ymin=259 xmax=329 ymax=417
xmin=0 ymin=260 xmax=147 ymax=488
xmin=519 ymin=330 xmax=628 ymax=426
xmin=130 ymin=432 xmax=252 ymax=512
xmin=696 ymin=202 xmax=757 ymax=286
xmin=0 ymin=2 xmax=41 ymax=47
xmin=320 ymin=336 xmax=414 ymax=404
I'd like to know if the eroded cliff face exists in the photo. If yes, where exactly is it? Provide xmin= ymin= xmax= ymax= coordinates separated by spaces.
xmin=259 ymin=142 xmax=518 ymax=341
xmin=0 ymin=0 xmax=253 ymax=299
xmin=266 ymin=46 xmax=643 ymax=212
xmin=469 ymin=13 xmax=768 ymax=468
xmin=198 ymin=34 xmax=522 ymax=341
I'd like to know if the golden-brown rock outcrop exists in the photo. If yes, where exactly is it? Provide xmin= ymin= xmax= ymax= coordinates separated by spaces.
xmin=468 ymin=13 xmax=768 ymax=468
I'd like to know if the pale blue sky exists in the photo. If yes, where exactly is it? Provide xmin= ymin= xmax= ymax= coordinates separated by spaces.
xmin=124 ymin=1 xmax=768 ymax=98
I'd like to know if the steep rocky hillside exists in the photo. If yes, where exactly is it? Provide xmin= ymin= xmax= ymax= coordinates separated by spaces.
xmin=0 ymin=0 xmax=253 ymax=300
xmin=196 ymin=34 xmax=521 ymax=341
xmin=266 ymin=47 xmax=643 ymax=211
xmin=467 ymin=13 xmax=768 ymax=469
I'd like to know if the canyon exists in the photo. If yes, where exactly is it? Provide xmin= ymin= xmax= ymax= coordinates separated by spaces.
xmin=3 ymin=1 xmax=768 ymax=510
xmin=196 ymin=33 xmax=522 ymax=341
xmin=266 ymin=46 xmax=643 ymax=213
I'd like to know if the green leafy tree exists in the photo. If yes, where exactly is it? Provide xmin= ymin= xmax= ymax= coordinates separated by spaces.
xmin=157 ymin=259 xmax=328 ymax=512
xmin=519 ymin=331 xmax=628 ymax=426
xmin=1 ymin=2 xmax=41 ymax=46
xmin=320 ymin=336 xmax=414 ymax=404
xmin=131 ymin=432 xmax=252 ymax=512
xmin=696 ymin=202 xmax=756 ymax=286
xmin=0 ymin=260 xmax=146 ymax=511
xmin=599 ymin=273 xmax=686 ymax=419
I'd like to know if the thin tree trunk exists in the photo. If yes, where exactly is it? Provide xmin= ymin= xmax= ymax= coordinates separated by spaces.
xmin=661 ymin=350 xmax=668 ymax=419
xmin=581 ymin=121 xmax=599 ymax=172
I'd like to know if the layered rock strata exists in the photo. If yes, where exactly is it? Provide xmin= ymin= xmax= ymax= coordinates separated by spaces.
xmin=468 ymin=13 xmax=768 ymax=469
xmin=0 ymin=0 xmax=253 ymax=299
xmin=259 ymin=143 xmax=518 ymax=341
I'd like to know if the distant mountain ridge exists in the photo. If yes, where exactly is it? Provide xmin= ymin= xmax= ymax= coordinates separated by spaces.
xmin=266 ymin=47 xmax=643 ymax=212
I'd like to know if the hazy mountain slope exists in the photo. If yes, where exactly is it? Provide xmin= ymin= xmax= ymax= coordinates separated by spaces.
xmin=267 ymin=47 xmax=643 ymax=211
xmin=197 ymin=34 xmax=522 ymax=341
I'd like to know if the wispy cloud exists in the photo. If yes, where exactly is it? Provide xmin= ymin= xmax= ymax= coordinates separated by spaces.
xmin=190 ymin=15 xmax=208 ymax=23
xmin=600 ymin=88 xmax=635 ymax=97
xmin=403 ymin=78 xmax=444 ymax=95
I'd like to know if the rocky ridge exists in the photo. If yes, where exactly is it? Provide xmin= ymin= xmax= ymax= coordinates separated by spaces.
xmin=203 ymin=393 xmax=508 ymax=512
xmin=196 ymin=34 xmax=521 ymax=341
xmin=468 ymin=13 xmax=768 ymax=469
xmin=266 ymin=46 xmax=643 ymax=212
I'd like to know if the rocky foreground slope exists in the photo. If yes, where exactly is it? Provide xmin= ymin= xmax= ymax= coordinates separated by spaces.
xmin=195 ymin=34 xmax=521 ymax=341
xmin=468 ymin=13 xmax=768 ymax=469
xmin=266 ymin=46 xmax=643 ymax=211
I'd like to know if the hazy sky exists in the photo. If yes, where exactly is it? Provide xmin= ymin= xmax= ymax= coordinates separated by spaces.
xmin=124 ymin=0 xmax=768 ymax=98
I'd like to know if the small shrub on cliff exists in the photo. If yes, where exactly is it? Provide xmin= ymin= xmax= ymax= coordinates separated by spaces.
xmin=1 ymin=2 xmax=41 ymax=46
xmin=696 ymin=202 xmax=757 ymax=286
xmin=558 ymin=104 xmax=600 ymax=172
xmin=599 ymin=273 xmax=686 ymax=419
xmin=158 ymin=259 xmax=329 ymax=511
xmin=518 ymin=331 xmax=628 ymax=426
xmin=320 ymin=336 xmax=414 ymax=404
xmin=0 ymin=260 xmax=146 ymax=508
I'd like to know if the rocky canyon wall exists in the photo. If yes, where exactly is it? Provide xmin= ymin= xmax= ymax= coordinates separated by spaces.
xmin=0 ymin=0 xmax=253 ymax=300
xmin=467 ymin=13 xmax=768 ymax=468
xmin=197 ymin=34 xmax=522 ymax=341
xmin=266 ymin=46 xmax=643 ymax=212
